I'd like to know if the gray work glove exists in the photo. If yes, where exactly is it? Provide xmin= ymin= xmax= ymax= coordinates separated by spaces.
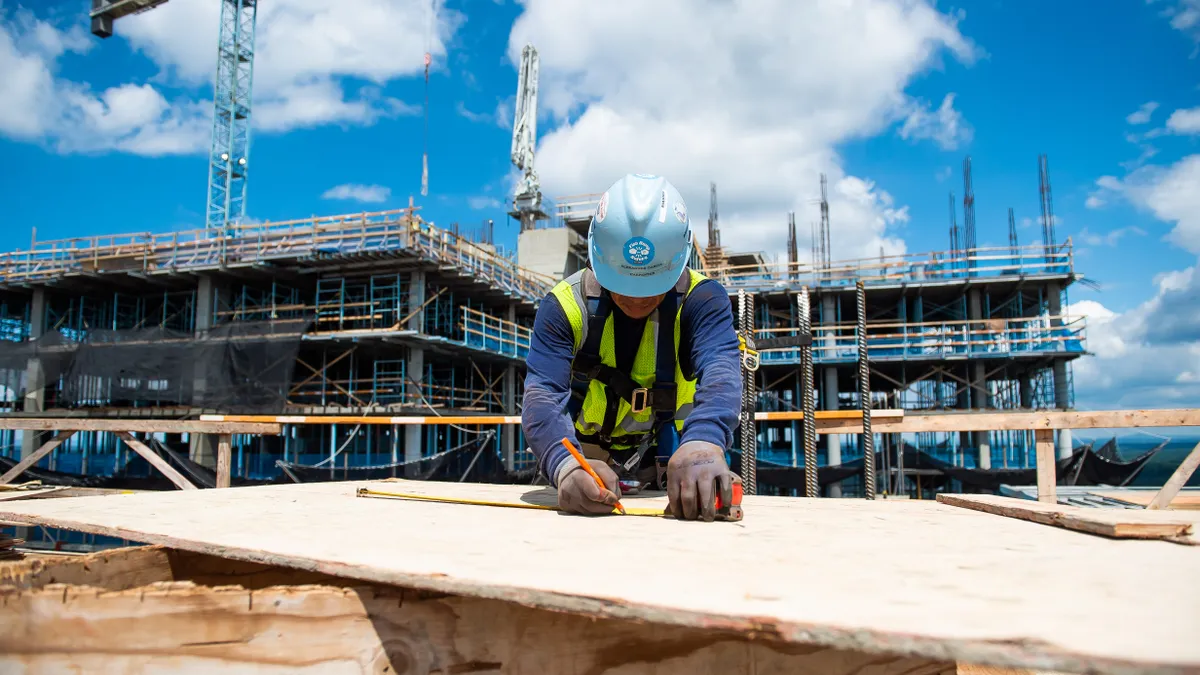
xmin=556 ymin=456 xmax=621 ymax=515
xmin=666 ymin=440 xmax=736 ymax=522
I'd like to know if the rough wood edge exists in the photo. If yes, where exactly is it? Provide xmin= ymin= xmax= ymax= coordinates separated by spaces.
xmin=0 ymin=511 xmax=1189 ymax=675
xmin=935 ymin=494 xmax=1195 ymax=541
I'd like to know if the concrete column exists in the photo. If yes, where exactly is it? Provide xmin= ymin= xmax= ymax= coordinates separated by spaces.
xmin=20 ymin=289 xmax=47 ymax=460
xmin=408 ymin=271 xmax=426 ymax=333
xmin=1045 ymin=282 xmax=1072 ymax=458
xmin=819 ymin=294 xmax=841 ymax=497
xmin=189 ymin=276 xmax=219 ymax=468
xmin=966 ymin=288 xmax=990 ymax=468
xmin=405 ymin=346 xmax=425 ymax=476
xmin=502 ymin=304 xmax=518 ymax=473
xmin=404 ymin=270 xmax=428 ymax=475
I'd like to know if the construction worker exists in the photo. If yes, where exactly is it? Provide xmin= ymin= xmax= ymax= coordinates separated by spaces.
xmin=522 ymin=174 xmax=743 ymax=521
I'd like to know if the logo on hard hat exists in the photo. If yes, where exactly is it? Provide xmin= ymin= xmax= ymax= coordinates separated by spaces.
xmin=623 ymin=237 xmax=655 ymax=266
xmin=595 ymin=193 xmax=608 ymax=222
xmin=673 ymin=202 xmax=687 ymax=223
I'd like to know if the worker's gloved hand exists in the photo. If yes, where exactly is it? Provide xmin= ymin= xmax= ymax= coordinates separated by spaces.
xmin=666 ymin=440 xmax=735 ymax=522
xmin=556 ymin=456 xmax=621 ymax=515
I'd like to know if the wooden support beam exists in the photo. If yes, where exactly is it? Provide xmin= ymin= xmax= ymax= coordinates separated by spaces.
xmin=215 ymin=434 xmax=232 ymax=489
xmin=0 ymin=431 xmax=76 ymax=485
xmin=114 ymin=432 xmax=197 ymax=491
xmin=1147 ymin=440 xmax=1200 ymax=511
xmin=0 ymin=419 xmax=281 ymax=435
xmin=1035 ymin=429 xmax=1056 ymax=504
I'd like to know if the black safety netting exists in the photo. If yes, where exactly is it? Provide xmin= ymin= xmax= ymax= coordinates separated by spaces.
xmin=0 ymin=318 xmax=310 ymax=413
xmin=275 ymin=430 xmax=540 ymax=485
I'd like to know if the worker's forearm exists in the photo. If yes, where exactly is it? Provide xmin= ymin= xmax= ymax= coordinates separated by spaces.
xmin=680 ymin=281 xmax=743 ymax=449
xmin=521 ymin=298 xmax=580 ymax=486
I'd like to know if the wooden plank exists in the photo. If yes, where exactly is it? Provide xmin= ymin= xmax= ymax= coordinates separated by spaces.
xmin=198 ymin=408 xmax=1200 ymax=433
xmin=0 ymin=431 xmax=76 ymax=485
xmin=200 ymin=409 xmax=905 ymax=425
xmin=114 ymin=432 xmax=197 ymax=491
xmin=0 ymin=480 xmax=1197 ymax=673
xmin=0 ymin=418 xmax=282 ymax=434
xmin=936 ymin=494 xmax=1195 ymax=540
xmin=1089 ymin=490 xmax=1200 ymax=511
xmin=0 ymin=545 xmax=173 ymax=592
xmin=0 ymin=487 xmax=70 ymax=501
xmin=1035 ymin=428 xmax=1056 ymax=504
xmin=0 ymin=582 xmax=957 ymax=674
xmin=215 ymin=434 xmax=232 ymax=489
xmin=1147 ymin=440 xmax=1200 ymax=511
xmin=816 ymin=408 xmax=1200 ymax=434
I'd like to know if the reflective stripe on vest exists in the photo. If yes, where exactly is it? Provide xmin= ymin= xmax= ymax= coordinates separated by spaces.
xmin=550 ymin=268 xmax=707 ymax=450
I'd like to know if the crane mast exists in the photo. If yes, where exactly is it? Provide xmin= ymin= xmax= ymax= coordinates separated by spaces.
xmin=509 ymin=43 xmax=547 ymax=231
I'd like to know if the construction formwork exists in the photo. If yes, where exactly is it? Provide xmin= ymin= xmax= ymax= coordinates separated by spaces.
xmin=0 ymin=207 xmax=548 ymax=484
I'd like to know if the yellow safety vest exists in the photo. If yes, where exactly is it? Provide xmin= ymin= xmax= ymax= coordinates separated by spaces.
xmin=550 ymin=267 xmax=707 ymax=452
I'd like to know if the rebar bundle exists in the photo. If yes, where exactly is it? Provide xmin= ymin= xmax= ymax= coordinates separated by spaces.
xmin=856 ymin=281 xmax=875 ymax=499
xmin=799 ymin=287 xmax=817 ymax=497
xmin=738 ymin=289 xmax=756 ymax=495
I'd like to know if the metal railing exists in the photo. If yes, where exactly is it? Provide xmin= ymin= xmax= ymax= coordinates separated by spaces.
xmin=0 ymin=209 xmax=558 ymax=302
xmin=705 ymin=242 xmax=1073 ymax=291
xmin=757 ymin=314 xmax=1087 ymax=365
xmin=459 ymin=306 xmax=531 ymax=359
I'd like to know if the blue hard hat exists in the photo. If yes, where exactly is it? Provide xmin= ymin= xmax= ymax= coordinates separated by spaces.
xmin=588 ymin=174 xmax=694 ymax=298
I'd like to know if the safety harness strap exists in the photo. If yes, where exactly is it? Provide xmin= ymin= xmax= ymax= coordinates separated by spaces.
xmin=569 ymin=269 xmax=680 ymax=452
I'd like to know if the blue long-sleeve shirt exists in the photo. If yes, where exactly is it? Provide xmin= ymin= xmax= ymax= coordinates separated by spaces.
xmin=521 ymin=277 xmax=743 ymax=485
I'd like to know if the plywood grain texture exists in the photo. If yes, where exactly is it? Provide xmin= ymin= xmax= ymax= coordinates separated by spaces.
xmin=0 ymin=480 xmax=1197 ymax=674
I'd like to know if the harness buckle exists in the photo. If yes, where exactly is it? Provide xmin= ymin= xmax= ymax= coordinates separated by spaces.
xmin=630 ymin=387 xmax=650 ymax=414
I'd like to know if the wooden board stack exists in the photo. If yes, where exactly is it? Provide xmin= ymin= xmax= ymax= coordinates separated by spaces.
xmin=0 ymin=533 xmax=22 ymax=561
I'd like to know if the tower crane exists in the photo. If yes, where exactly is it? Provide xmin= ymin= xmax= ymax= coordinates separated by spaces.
xmin=509 ymin=43 xmax=547 ymax=231
xmin=90 ymin=0 xmax=258 ymax=234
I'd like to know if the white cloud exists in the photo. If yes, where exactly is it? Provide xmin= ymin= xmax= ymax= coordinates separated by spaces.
xmin=1126 ymin=101 xmax=1159 ymax=125
xmin=935 ymin=166 xmax=952 ymax=183
xmin=116 ymin=0 xmax=457 ymax=132
xmin=457 ymin=101 xmax=495 ymax=124
xmin=321 ymin=183 xmax=391 ymax=203
xmin=508 ymin=0 xmax=978 ymax=260
xmin=1069 ymin=264 xmax=1200 ymax=408
xmin=1092 ymin=154 xmax=1200 ymax=253
xmin=0 ymin=9 xmax=208 ymax=155
xmin=468 ymin=195 xmax=503 ymax=210
xmin=1166 ymin=106 xmax=1200 ymax=134
xmin=1 ymin=1 xmax=456 ymax=155
xmin=1077 ymin=226 xmax=1146 ymax=247
xmin=898 ymin=93 xmax=974 ymax=150
xmin=1151 ymin=0 xmax=1200 ymax=47
xmin=1085 ymin=194 xmax=1105 ymax=209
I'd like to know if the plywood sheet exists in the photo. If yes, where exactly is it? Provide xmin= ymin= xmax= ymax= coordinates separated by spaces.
xmin=1 ymin=480 xmax=1198 ymax=674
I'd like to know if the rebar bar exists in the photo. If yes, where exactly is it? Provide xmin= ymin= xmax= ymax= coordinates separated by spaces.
xmin=738 ymin=289 xmax=757 ymax=495
xmin=857 ymin=280 xmax=875 ymax=499
xmin=799 ymin=287 xmax=817 ymax=497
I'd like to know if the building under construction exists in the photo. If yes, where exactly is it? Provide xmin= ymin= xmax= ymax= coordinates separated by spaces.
xmin=0 ymin=151 xmax=1104 ymax=506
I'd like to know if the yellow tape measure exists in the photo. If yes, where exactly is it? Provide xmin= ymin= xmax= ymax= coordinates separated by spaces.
xmin=355 ymin=487 xmax=667 ymax=517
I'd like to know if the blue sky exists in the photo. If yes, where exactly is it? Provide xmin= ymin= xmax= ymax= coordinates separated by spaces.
xmin=2 ymin=0 xmax=1199 ymax=408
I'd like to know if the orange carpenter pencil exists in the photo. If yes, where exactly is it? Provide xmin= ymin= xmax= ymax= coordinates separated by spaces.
xmin=561 ymin=437 xmax=626 ymax=515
